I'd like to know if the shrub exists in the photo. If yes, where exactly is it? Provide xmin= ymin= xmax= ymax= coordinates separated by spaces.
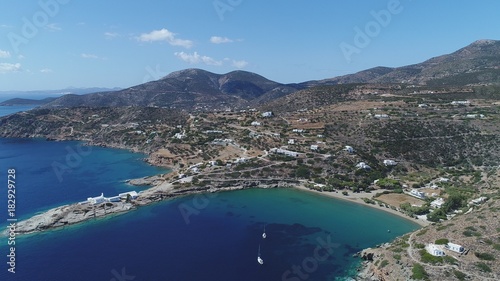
xmin=411 ymin=263 xmax=429 ymax=280
xmin=475 ymin=262 xmax=492 ymax=272
xmin=435 ymin=238 xmax=449 ymax=245
xmin=453 ymin=270 xmax=466 ymax=281
xmin=379 ymin=260 xmax=389 ymax=268
xmin=474 ymin=252 xmax=495 ymax=261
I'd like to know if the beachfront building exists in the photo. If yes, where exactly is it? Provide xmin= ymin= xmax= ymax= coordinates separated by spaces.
xmin=445 ymin=243 xmax=465 ymax=254
xmin=426 ymin=244 xmax=445 ymax=256
xmin=87 ymin=193 xmax=107 ymax=205
xmin=118 ymin=191 xmax=138 ymax=200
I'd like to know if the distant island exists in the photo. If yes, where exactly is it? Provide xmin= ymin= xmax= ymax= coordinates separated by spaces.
xmin=1 ymin=39 xmax=499 ymax=280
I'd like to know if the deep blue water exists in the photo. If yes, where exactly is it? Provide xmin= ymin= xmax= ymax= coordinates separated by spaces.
xmin=0 ymin=139 xmax=420 ymax=281
xmin=0 ymin=105 xmax=36 ymax=117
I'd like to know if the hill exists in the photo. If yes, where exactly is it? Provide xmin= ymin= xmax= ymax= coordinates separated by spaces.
xmin=42 ymin=69 xmax=301 ymax=110
xmin=314 ymin=39 xmax=500 ymax=86
xmin=0 ymin=97 xmax=57 ymax=106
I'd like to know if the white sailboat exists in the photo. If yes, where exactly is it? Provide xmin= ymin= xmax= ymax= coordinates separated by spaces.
xmin=257 ymin=244 xmax=264 ymax=265
xmin=262 ymin=225 xmax=266 ymax=239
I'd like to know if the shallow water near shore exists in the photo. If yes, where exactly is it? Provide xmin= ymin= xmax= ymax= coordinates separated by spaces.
xmin=0 ymin=139 xmax=419 ymax=280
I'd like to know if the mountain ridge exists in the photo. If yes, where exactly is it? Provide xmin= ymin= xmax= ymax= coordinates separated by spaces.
xmin=41 ymin=39 xmax=500 ymax=110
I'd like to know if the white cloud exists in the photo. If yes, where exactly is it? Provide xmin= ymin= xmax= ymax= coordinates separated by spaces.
xmin=174 ymin=51 xmax=223 ymax=66
xmin=40 ymin=68 xmax=52 ymax=73
xmin=0 ymin=63 xmax=21 ymax=74
xmin=18 ymin=54 xmax=25 ymax=59
xmin=210 ymin=36 xmax=234 ymax=44
xmin=45 ymin=23 xmax=61 ymax=31
xmin=232 ymin=60 xmax=248 ymax=69
xmin=81 ymin=53 xmax=101 ymax=59
xmin=138 ymin=28 xmax=193 ymax=48
xmin=0 ymin=49 xmax=11 ymax=58
xmin=104 ymin=32 xmax=119 ymax=39
xmin=0 ymin=24 xmax=12 ymax=28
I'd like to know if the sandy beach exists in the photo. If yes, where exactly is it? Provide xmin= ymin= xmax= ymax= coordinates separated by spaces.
xmin=293 ymin=185 xmax=430 ymax=227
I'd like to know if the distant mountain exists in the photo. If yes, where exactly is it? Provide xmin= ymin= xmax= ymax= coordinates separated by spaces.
xmin=0 ymin=97 xmax=58 ymax=106
xmin=43 ymin=69 xmax=302 ymax=109
xmin=42 ymin=39 xmax=500 ymax=110
xmin=312 ymin=39 xmax=500 ymax=86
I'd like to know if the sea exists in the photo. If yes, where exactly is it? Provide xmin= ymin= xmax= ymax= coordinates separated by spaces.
xmin=0 ymin=107 xmax=420 ymax=281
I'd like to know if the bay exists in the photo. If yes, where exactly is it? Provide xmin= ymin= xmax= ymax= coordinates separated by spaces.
xmin=0 ymin=139 xmax=419 ymax=280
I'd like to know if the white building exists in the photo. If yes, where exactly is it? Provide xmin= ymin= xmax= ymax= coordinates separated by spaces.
xmin=310 ymin=145 xmax=319 ymax=151
xmin=270 ymin=148 xmax=300 ymax=158
xmin=374 ymin=114 xmax=389 ymax=119
xmin=251 ymin=121 xmax=262 ymax=126
xmin=356 ymin=162 xmax=371 ymax=170
xmin=292 ymin=129 xmax=304 ymax=133
xmin=445 ymin=243 xmax=464 ymax=254
xmin=345 ymin=146 xmax=355 ymax=153
xmin=383 ymin=159 xmax=397 ymax=166
xmin=451 ymin=100 xmax=470 ymax=105
xmin=261 ymin=111 xmax=273 ymax=117
xmin=87 ymin=193 xmax=107 ymax=205
xmin=174 ymin=132 xmax=186 ymax=139
xmin=288 ymin=139 xmax=295 ymax=145
xmin=410 ymin=189 xmax=426 ymax=199
xmin=418 ymin=104 xmax=429 ymax=108
xmin=426 ymin=244 xmax=445 ymax=256
xmin=118 ymin=191 xmax=138 ymax=200
xmin=430 ymin=197 xmax=445 ymax=208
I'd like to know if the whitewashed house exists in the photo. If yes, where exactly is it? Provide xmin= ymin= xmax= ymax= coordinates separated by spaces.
xmin=430 ymin=198 xmax=445 ymax=208
xmin=410 ymin=189 xmax=426 ymax=199
xmin=451 ymin=100 xmax=470 ymax=105
xmin=118 ymin=191 xmax=138 ymax=200
xmin=292 ymin=129 xmax=304 ymax=133
xmin=374 ymin=114 xmax=389 ymax=119
xmin=251 ymin=121 xmax=262 ymax=126
xmin=445 ymin=243 xmax=464 ymax=254
xmin=310 ymin=145 xmax=319 ymax=151
xmin=426 ymin=244 xmax=445 ymax=256
xmin=261 ymin=111 xmax=273 ymax=117
xmin=345 ymin=146 xmax=355 ymax=153
xmin=87 ymin=193 xmax=107 ymax=205
xmin=270 ymin=148 xmax=300 ymax=158
xmin=355 ymin=162 xmax=371 ymax=170
xmin=383 ymin=159 xmax=397 ymax=166
xmin=418 ymin=104 xmax=429 ymax=108
xmin=288 ymin=139 xmax=295 ymax=145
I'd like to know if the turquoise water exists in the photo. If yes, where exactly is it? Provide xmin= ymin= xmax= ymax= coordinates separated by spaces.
xmin=0 ymin=139 xmax=419 ymax=280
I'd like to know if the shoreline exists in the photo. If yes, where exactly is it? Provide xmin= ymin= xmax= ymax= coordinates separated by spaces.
xmin=293 ymin=185 xmax=430 ymax=227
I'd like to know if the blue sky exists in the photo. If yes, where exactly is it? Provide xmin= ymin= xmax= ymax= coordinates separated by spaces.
xmin=1 ymin=0 xmax=500 ymax=91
